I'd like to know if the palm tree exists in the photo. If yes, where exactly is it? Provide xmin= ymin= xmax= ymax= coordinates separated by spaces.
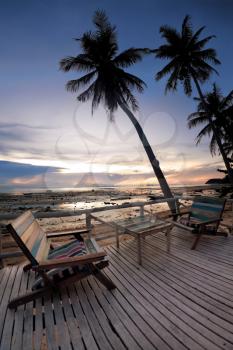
xmin=188 ymin=84 xmax=233 ymax=157
xmin=154 ymin=15 xmax=233 ymax=183
xmin=60 ymin=10 xmax=176 ymax=211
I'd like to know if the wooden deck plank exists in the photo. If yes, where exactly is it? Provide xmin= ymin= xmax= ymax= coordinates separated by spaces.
xmin=59 ymin=286 xmax=85 ymax=350
xmin=11 ymin=270 xmax=29 ymax=350
xmin=52 ymin=293 xmax=73 ymax=350
xmin=0 ymin=266 xmax=23 ymax=350
xmin=121 ymin=239 xmax=233 ymax=325
xmin=75 ymin=282 xmax=112 ymax=350
xmin=0 ymin=268 xmax=10 ymax=304
xmin=88 ymin=276 xmax=147 ymax=350
xmin=22 ymin=272 xmax=34 ymax=350
xmin=125 ymin=237 xmax=233 ymax=308
xmin=0 ymin=266 xmax=18 ymax=340
xmin=105 ymin=259 xmax=201 ymax=350
xmin=109 ymin=242 xmax=233 ymax=344
xmin=146 ymin=236 xmax=233 ymax=292
xmin=106 ymin=247 xmax=223 ymax=350
xmin=167 ymin=231 xmax=233 ymax=265
xmin=33 ymin=290 xmax=45 ymax=350
xmin=157 ymin=233 xmax=233 ymax=279
xmin=1 ymin=226 xmax=233 ymax=350
xmin=93 ymin=276 xmax=179 ymax=350
xmin=43 ymin=294 xmax=58 ymax=350
xmin=81 ymin=279 xmax=126 ymax=350
xmin=68 ymin=284 xmax=99 ymax=350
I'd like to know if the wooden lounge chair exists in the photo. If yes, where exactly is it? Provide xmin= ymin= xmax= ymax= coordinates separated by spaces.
xmin=6 ymin=211 xmax=115 ymax=309
xmin=171 ymin=196 xmax=228 ymax=250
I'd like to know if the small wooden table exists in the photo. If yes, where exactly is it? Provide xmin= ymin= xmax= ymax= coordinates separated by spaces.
xmin=112 ymin=216 xmax=172 ymax=265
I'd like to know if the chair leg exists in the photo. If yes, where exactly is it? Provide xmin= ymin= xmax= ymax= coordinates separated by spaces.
xmin=91 ymin=265 xmax=116 ymax=290
xmin=215 ymin=232 xmax=228 ymax=237
xmin=8 ymin=286 xmax=52 ymax=309
xmin=191 ymin=234 xmax=202 ymax=250
xmin=23 ymin=263 xmax=32 ymax=272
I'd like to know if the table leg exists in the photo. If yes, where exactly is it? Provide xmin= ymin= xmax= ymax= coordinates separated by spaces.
xmin=137 ymin=235 xmax=142 ymax=265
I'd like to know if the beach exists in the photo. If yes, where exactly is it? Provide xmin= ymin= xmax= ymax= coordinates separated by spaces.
xmin=0 ymin=184 xmax=232 ymax=238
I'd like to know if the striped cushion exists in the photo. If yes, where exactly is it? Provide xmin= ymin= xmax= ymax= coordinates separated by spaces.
xmin=179 ymin=217 xmax=200 ymax=232
xmin=32 ymin=240 xmax=87 ymax=290
xmin=48 ymin=240 xmax=86 ymax=260
xmin=179 ymin=196 xmax=224 ymax=234
xmin=190 ymin=197 xmax=224 ymax=222
xmin=179 ymin=217 xmax=217 ymax=234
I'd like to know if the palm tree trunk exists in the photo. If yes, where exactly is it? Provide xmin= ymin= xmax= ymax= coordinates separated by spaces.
xmin=191 ymin=72 xmax=233 ymax=184
xmin=117 ymin=97 xmax=176 ymax=213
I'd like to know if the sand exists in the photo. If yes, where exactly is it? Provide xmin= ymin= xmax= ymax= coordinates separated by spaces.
xmin=0 ymin=186 xmax=232 ymax=266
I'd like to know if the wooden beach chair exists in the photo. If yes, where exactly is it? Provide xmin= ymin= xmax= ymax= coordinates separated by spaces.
xmin=171 ymin=196 xmax=228 ymax=250
xmin=6 ymin=211 xmax=115 ymax=309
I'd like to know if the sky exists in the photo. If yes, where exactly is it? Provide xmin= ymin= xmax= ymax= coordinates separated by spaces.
xmin=0 ymin=0 xmax=232 ymax=191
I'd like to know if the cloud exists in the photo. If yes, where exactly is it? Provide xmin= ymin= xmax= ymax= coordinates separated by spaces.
xmin=0 ymin=122 xmax=58 ymax=130
xmin=0 ymin=130 xmax=27 ymax=142
xmin=0 ymin=160 xmax=50 ymax=176
xmin=10 ymin=174 xmax=44 ymax=186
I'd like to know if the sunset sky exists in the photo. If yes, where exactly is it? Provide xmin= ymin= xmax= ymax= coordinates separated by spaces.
xmin=0 ymin=0 xmax=232 ymax=191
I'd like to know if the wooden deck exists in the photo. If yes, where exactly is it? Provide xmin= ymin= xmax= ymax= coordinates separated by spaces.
xmin=1 ymin=229 xmax=233 ymax=350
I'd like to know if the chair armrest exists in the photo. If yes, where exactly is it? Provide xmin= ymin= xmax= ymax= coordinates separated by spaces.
xmin=169 ymin=209 xmax=190 ymax=219
xmin=199 ymin=218 xmax=221 ymax=226
xmin=35 ymin=251 xmax=106 ymax=270
xmin=172 ymin=221 xmax=194 ymax=232
xmin=46 ymin=229 xmax=89 ymax=238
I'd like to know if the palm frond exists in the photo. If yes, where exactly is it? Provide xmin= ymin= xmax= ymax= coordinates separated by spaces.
xmin=113 ymin=48 xmax=147 ymax=68
xmin=155 ymin=58 xmax=178 ymax=81
xmin=183 ymin=73 xmax=192 ymax=96
xmin=154 ymin=45 xmax=178 ymax=59
xmin=187 ymin=111 xmax=204 ymax=120
xmin=66 ymin=71 xmax=97 ymax=92
xmin=77 ymin=82 xmax=96 ymax=103
xmin=119 ymin=82 xmax=139 ymax=111
xmin=221 ymin=90 xmax=233 ymax=108
xmin=60 ymin=55 xmax=94 ymax=72
xmin=164 ymin=66 xmax=180 ymax=93
xmin=121 ymin=71 xmax=146 ymax=92
xmin=61 ymin=9 xmax=145 ymax=114
xmin=159 ymin=25 xmax=180 ymax=45
xmin=195 ymin=124 xmax=212 ymax=145
xmin=188 ymin=26 xmax=205 ymax=47
xmin=93 ymin=9 xmax=110 ymax=29
xmin=91 ymin=79 xmax=104 ymax=113
xmin=193 ymin=35 xmax=216 ymax=50
xmin=187 ymin=114 xmax=209 ymax=128
xmin=155 ymin=15 xmax=220 ymax=97
xmin=194 ymin=48 xmax=221 ymax=65
xmin=209 ymin=134 xmax=218 ymax=155
xmin=182 ymin=15 xmax=192 ymax=40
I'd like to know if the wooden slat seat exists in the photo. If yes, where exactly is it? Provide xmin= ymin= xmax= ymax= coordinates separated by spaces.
xmin=6 ymin=211 xmax=115 ymax=308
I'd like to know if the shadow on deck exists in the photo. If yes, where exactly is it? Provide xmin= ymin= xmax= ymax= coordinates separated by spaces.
xmin=1 ymin=229 xmax=233 ymax=350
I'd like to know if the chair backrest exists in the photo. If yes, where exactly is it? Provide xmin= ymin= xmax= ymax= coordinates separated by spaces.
xmin=6 ymin=211 xmax=50 ymax=266
xmin=190 ymin=196 xmax=226 ymax=223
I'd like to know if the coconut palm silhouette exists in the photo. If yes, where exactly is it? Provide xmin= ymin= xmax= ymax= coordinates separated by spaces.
xmin=60 ymin=10 xmax=175 ymax=211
